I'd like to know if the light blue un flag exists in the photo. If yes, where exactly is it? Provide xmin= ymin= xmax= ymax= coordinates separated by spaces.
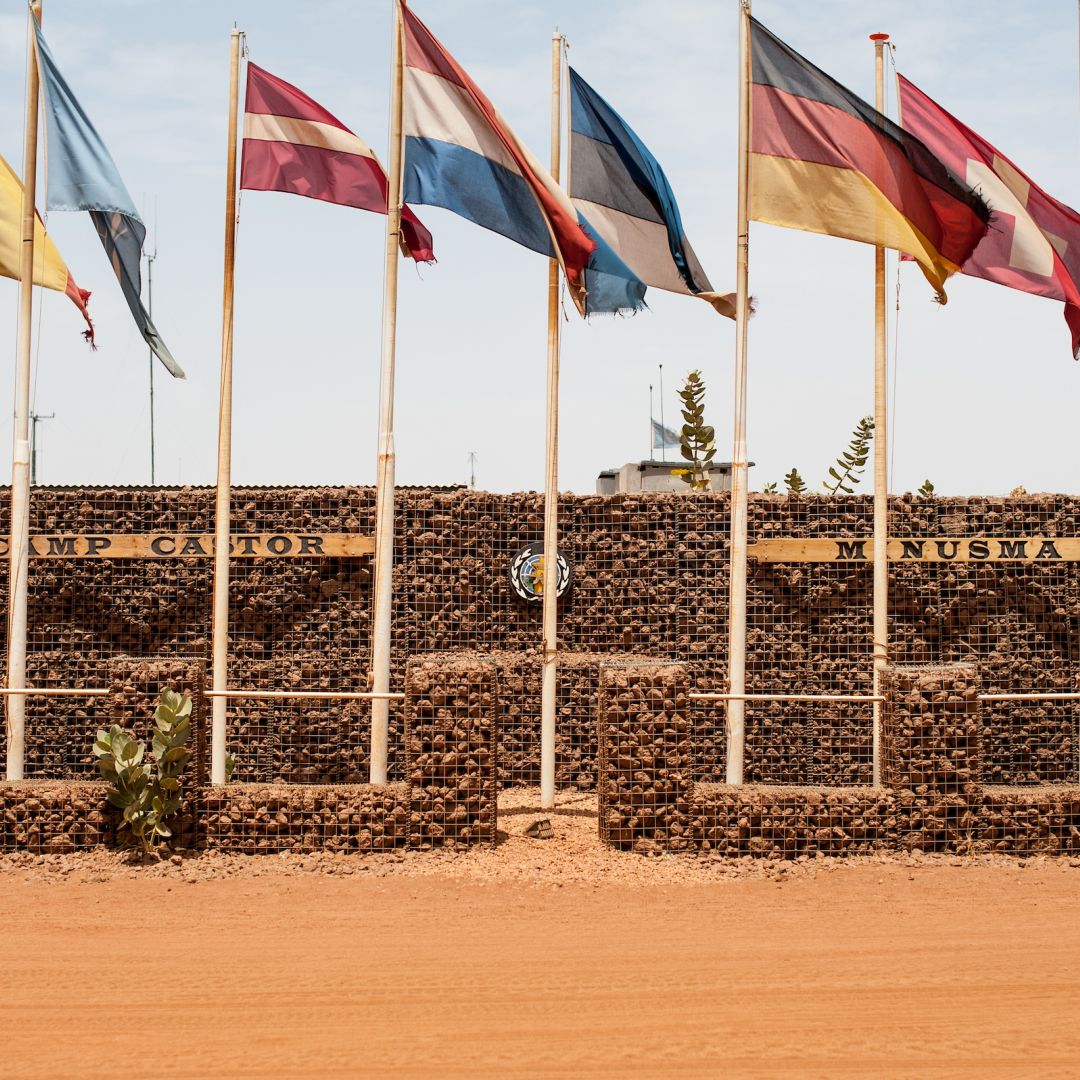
xmin=33 ymin=21 xmax=183 ymax=378
xmin=652 ymin=419 xmax=680 ymax=452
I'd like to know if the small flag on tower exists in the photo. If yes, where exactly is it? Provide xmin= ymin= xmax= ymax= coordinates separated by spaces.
xmin=0 ymin=153 xmax=93 ymax=341
xmin=898 ymin=74 xmax=1080 ymax=360
xmin=652 ymin=418 xmax=680 ymax=452
xmin=241 ymin=63 xmax=434 ymax=262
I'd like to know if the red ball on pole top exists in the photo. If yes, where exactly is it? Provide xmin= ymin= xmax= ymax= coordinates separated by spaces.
xmin=869 ymin=33 xmax=890 ymax=42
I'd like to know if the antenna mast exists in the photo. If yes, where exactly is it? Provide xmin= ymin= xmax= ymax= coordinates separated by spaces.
xmin=29 ymin=410 xmax=54 ymax=486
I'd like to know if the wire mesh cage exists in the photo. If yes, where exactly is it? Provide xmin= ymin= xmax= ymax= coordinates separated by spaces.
xmin=0 ymin=486 xmax=1077 ymax=831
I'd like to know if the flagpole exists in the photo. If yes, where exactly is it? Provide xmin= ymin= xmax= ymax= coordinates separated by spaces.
xmin=871 ymin=32 xmax=890 ymax=787
xmin=726 ymin=0 xmax=752 ymax=786
xmin=658 ymin=364 xmax=666 ymax=462
xmin=369 ymin=0 xmax=405 ymax=785
xmin=6 ymin=0 xmax=43 ymax=782
xmin=540 ymin=30 xmax=564 ymax=811
xmin=210 ymin=26 xmax=243 ymax=786
xmin=649 ymin=383 xmax=654 ymax=459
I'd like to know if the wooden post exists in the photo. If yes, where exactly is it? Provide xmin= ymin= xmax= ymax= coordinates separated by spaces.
xmin=6 ymin=0 xmax=42 ymax=782
xmin=369 ymin=0 xmax=405 ymax=785
xmin=210 ymin=27 xmax=242 ymax=786
xmin=871 ymin=32 xmax=890 ymax=787
xmin=540 ymin=31 xmax=564 ymax=810
xmin=725 ymin=0 xmax=752 ymax=786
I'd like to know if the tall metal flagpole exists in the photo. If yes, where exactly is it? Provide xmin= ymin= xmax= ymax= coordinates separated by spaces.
xmin=870 ymin=32 xmax=890 ymax=786
xmin=147 ymin=224 xmax=157 ymax=485
xmin=369 ymin=0 xmax=406 ymax=785
xmin=6 ymin=0 xmax=43 ymax=781
xmin=658 ymin=364 xmax=666 ymax=462
xmin=726 ymin=0 xmax=752 ymax=785
xmin=649 ymin=384 xmax=654 ymax=458
xmin=210 ymin=27 xmax=243 ymax=786
xmin=540 ymin=30 xmax=564 ymax=810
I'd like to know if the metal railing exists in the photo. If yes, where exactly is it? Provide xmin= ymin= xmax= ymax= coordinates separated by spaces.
xmin=690 ymin=693 xmax=883 ymax=703
xmin=204 ymin=690 xmax=404 ymax=701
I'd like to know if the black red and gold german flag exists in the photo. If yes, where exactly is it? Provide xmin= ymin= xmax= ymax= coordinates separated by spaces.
xmin=749 ymin=18 xmax=991 ymax=301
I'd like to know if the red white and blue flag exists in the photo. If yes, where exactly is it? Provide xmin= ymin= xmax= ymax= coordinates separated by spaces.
xmin=399 ymin=1 xmax=645 ymax=316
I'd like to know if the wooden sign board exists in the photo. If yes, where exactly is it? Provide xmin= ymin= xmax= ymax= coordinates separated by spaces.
xmin=747 ymin=538 xmax=1080 ymax=563
xmin=0 ymin=533 xmax=375 ymax=560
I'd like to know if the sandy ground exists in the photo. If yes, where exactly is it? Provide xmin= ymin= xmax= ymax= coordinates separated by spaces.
xmin=1 ymin=789 xmax=1079 ymax=1079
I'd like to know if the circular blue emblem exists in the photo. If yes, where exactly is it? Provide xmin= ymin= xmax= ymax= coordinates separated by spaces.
xmin=509 ymin=542 xmax=572 ymax=604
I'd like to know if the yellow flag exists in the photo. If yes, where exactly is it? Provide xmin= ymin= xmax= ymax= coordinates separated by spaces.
xmin=0 ymin=152 xmax=93 ymax=339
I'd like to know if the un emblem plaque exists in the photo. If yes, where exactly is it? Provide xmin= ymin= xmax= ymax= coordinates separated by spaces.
xmin=509 ymin=542 xmax=572 ymax=604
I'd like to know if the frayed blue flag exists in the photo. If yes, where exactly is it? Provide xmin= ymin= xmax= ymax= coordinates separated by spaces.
xmin=34 ymin=22 xmax=183 ymax=378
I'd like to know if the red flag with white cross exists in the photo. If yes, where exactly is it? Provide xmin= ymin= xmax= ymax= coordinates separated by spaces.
xmin=899 ymin=73 xmax=1080 ymax=359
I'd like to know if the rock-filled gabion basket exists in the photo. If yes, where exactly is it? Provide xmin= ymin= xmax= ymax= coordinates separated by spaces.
xmin=597 ymin=661 xmax=692 ymax=853
xmin=880 ymin=663 xmax=981 ymax=793
xmin=596 ymin=660 xmax=1080 ymax=858
xmin=404 ymin=655 xmax=498 ymax=849
xmin=0 ymin=650 xmax=501 ymax=856
xmin=200 ymin=782 xmax=410 ymax=854
xmin=0 ymin=781 xmax=113 ymax=853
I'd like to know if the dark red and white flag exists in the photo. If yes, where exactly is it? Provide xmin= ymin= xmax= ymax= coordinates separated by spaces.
xmin=899 ymin=74 xmax=1080 ymax=358
xmin=241 ymin=62 xmax=434 ymax=262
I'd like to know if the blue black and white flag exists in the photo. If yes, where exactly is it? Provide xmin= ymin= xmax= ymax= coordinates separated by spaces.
xmin=568 ymin=68 xmax=735 ymax=319
xmin=652 ymin=418 xmax=680 ymax=452
xmin=33 ymin=22 xmax=184 ymax=378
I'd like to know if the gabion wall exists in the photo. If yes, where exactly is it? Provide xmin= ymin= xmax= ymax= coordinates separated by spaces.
xmin=598 ymin=661 xmax=1080 ymax=857
xmin=1 ymin=487 xmax=1078 ymax=788
xmin=0 ymin=651 xmax=502 ymax=855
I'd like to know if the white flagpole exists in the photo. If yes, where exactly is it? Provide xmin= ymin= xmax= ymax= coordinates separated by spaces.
xmin=210 ymin=27 xmax=243 ymax=785
xmin=6 ymin=0 xmax=43 ymax=781
xmin=649 ymin=384 xmax=654 ymax=459
xmin=871 ymin=32 xmax=891 ymax=786
xmin=369 ymin=0 xmax=406 ymax=784
xmin=726 ymin=0 xmax=752 ymax=786
xmin=540 ymin=30 xmax=564 ymax=810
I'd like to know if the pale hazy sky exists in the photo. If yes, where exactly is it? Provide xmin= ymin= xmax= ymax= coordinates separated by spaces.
xmin=1 ymin=0 xmax=1078 ymax=495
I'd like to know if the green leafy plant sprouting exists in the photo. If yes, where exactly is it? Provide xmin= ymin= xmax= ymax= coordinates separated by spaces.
xmin=761 ymin=480 xmax=778 ymax=494
xmin=783 ymin=468 xmax=807 ymax=495
xmin=917 ymin=479 xmax=935 ymax=497
xmin=822 ymin=415 xmax=874 ymax=495
xmin=670 ymin=370 xmax=716 ymax=491
xmin=93 ymin=689 xmax=192 ymax=856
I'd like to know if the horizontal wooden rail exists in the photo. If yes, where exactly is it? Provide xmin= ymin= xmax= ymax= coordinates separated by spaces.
xmin=204 ymin=690 xmax=404 ymax=701
xmin=690 ymin=693 xmax=884 ymax=703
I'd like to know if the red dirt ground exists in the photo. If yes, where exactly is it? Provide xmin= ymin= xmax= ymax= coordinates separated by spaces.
xmin=1 ymin=790 xmax=1078 ymax=1079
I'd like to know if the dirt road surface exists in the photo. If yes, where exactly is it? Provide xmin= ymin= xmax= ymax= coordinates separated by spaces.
xmin=1 ymin=791 xmax=1078 ymax=1079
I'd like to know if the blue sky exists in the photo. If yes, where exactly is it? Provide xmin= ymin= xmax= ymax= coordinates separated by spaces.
xmin=1 ymin=0 xmax=1078 ymax=494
